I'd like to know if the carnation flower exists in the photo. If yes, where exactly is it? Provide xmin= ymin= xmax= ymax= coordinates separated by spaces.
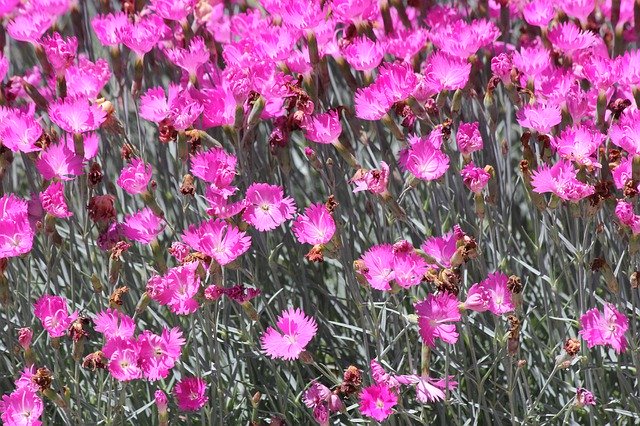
xmin=118 ymin=16 xmax=165 ymax=57
xmin=399 ymin=134 xmax=450 ymax=181
xmin=174 ymin=377 xmax=208 ymax=411
xmin=7 ymin=12 xmax=53 ymax=43
xmin=351 ymin=161 xmax=389 ymax=194
xmin=190 ymin=148 xmax=237 ymax=194
xmin=575 ymin=387 xmax=596 ymax=407
xmin=33 ymin=295 xmax=78 ymax=338
xmin=395 ymin=374 xmax=458 ymax=403
xmin=139 ymin=85 xmax=179 ymax=124
xmin=122 ymin=208 xmax=164 ymax=244
xmin=138 ymin=327 xmax=185 ymax=380
xmin=359 ymin=383 xmax=397 ymax=422
xmin=467 ymin=272 xmax=514 ymax=315
xmin=148 ymin=262 xmax=201 ymax=315
xmin=551 ymin=125 xmax=604 ymax=168
xmin=420 ymin=231 xmax=458 ymax=268
xmin=354 ymin=62 xmax=417 ymax=120
xmin=359 ymin=242 xmax=427 ymax=290
xmin=523 ymin=0 xmax=555 ymax=27
xmin=181 ymin=218 xmax=251 ymax=265
xmin=516 ymin=104 xmax=562 ymax=134
xmin=0 ymin=387 xmax=43 ymax=426
xmin=609 ymin=108 xmax=640 ymax=155
xmin=94 ymin=308 xmax=135 ymax=340
xmin=292 ymin=203 xmax=336 ymax=245
xmin=48 ymin=97 xmax=107 ymax=134
xmin=150 ymin=0 xmax=197 ymax=21
xmin=354 ymin=85 xmax=392 ymax=120
xmin=341 ymin=36 xmax=384 ymax=72
xmin=302 ymin=111 xmax=342 ymax=144
xmin=41 ymin=32 xmax=77 ymax=76
xmin=36 ymin=141 xmax=84 ymax=181
xmin=615 ymin=200 xmax=640 ymax=233
xmin=243 ymin=183 xmax=296 ymax=232
xmin=415 ymin=293 xmax=461 ymax=348
xmin=0 ymin=194 xmax=35 ymax=258
xmin=39 ymin=181 xmax=73 ymax=218
xmin=423 ymin=51 xmax=471 ymax=92
xmin=579 ymin=303 xmax=629 ymax=353
xmin=108 ymin=340 xmax=143 ymax=382
xmin=91 ymin=12 xmax=128 ymax=47
xmin=260 ymin=307 xmax=317 ymax=360
xmin=547 ymin=22 xmax=597 ymax=57
xmin=0 ymin=108 xmax=43 ymax=153
xmin=117 ymin=159 xmax=153 ymax=195
xmin=460 ymin=162 xmax=490 ymax=194
xmin=530 ymin=160 xmax=595 ymax=202
xmin=165 ymin=36 xmax=209 ymax=77
xmin=456 ymin=122 xmax=483 ymax=156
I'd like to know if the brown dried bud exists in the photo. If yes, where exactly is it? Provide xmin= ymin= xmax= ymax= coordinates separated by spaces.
xmin=158 ymin=119 xmax=177 ymax=143
xmin=608 ymin=149 xmax=621 ymax=168
xmin=517 ymin=359 xmax=527 ymax=368
xmin=608 ymin=98 xmax=631 ymax=119
xmin=82 ymin=351 xmax=107 ymax=371
xmin=180 ymin=174 xmax=196 ymax=196
xmin=305 ymin=245 xmax=324 ymax=263
xmin=68 ymin=317 xmax=90 ymax=342
xmin=507 ymin=275 xmax=523 ymax=294
xmin=88 ymin=195 xmax=116 ymax=224
xmin=339 ymin=365 xmax=362 ymax=396
xmin=325 ymin=195 xmax=338 ymax=213
xmin=436 ymin=268 xmax=460 ymax=295
xmin=564 ymin=338 xmax=581 ymax=356
xmin=519 ymin=159 xmax=530 ymax=176
xmin=32 ymin=367 xmax=53 ymax=391
xmin=110 ymin=241 xmax=131 ymax=261
xmin=87 ymin=162 xmax=103 ymax=187
xmin=631 ymin=271 xmax=639 ymax=289
xmin=624 ymin=179 xmax=638 ymax=198
xmin=590 ymin=257 xmax=606 ymax=271
xmin=120 ymin=143 xmax=134 ymax=160
xmin=109 ymin=286 xmax=129 ymax=307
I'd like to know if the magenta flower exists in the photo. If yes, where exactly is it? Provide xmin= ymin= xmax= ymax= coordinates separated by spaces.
xmin=551 ymin=124 xmax=604 ymax=168
xmin=360 ymin=242 xmax=427 ymax=290
xmin=612 ymin=158 xmax=634 ymax=192
xmin=243 ymin=183 xmax=296 ymax=232
xmin=36 ymin=141 xmax=84 ymax=181
xmin=575 ymin=388 xmax=596 ymax=407
xmin=41 ymin=32 xmax=77 ymax=76
xmin=261 ymin=307 xmax=317 ymax=360
xmin=354 ymin=84 xmax=392 ymax=121
xmin=0 ymin=194 xmax=35 ymax=259
xmin=139 ymin=85 xmax=179 ymax=124
xmin=579 ymin=303 xmax=629 ymax=353
xmin=547 ymin=22 xmax=597 ymax=57
xmin=150 ymin=0 xmax=196 ymax=21
xmin=149 ymin=262 xmax=201 ymax=315
xmin=122 ymin=208 xmax=164 ymax=244
xmin=39 ymin=181 xmax=72 ymax=218
xmin=174 ymin=377 xmax=208 ymax=411
xmin=302 ymin=111 xmax=342 ymax=144
xmin=94 ymin=308 xmax=135 ymax=340
xmin=292 ymin=203 xmax=336 ymax=245
xmin=7 ymin=12 xmax=53 ymax=43
xmin=64 ymin=132 xmax=100 ymax=160
xmin=530 ymin=160 xmax=595 ymax=201
xmin=359 ymin=383 xmax=397 ymax=422
xmin=190 ymin=148 xmax=237 ymax=193
xmin=351 ymin=161 xmax=389 ymax=194
xmin=108 ymin=340 xmax=143 ymax=382
xmin=468 ymin=272 xmax=514 ymax=315
xmin=415 ymin=293 xmax=461 ymax=348
xmin=181 ymin=218 xmax=251 ymax=265
xmin=523 ymin=0 xmax=555 ymax=27
xmin=423 ymin=51 xmax=471 ymax=92
xmin=48 ymin=97 xmax=107 ymax=134
xmin=421 ymin=231 xmax=458 ymax=268
xmin=354 ymin=62 xmax=417 ymax=120
xmin=399 ymin=134 xmax=450 ymax=182
xmin=609 ymin=108 xmax=640 ymax=155
xmin=91 ymin=12 xmax=128 ymax=47
xmin=516 ymin=104 xmax=562 ymax=134
xmin=461 ymin=162 xmax=490 ymax=194
xmin=341 ymin=36 xmax=384 ymax=72
xmin=165 ymin=36 xmax=209 ymax=77
xmin=33 ymin=295 xmax=78 ymax=338
xmin=456 ymin=122 xmax=483 ymax=156
xmin=0 ymin=386 xmax=43 ymax=426
xmin=0 ymin=108 xmax=43 ymax=153
xmin=395 ymin=374 xmax=458 ymax=403
xmin=615 ymin=200 xmax=640 ymax=234
xmin=138 ymin=327 xmax=185 ymax=380
xmin=117 ymin=159 xmax=153 ymax=195
xmin=118 ymin=16 xmax=166 ymax=57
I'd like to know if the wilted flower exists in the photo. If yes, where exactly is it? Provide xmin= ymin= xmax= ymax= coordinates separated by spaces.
xmin=351 ymin=161 xmax=389 ymax=194
xmin=575 ymin=388 xmax=596 ymax=407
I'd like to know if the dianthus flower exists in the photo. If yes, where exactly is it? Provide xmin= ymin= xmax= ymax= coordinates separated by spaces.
xmin=39 ymin=181 xmax=72 ymax=218
xmin=148 ymin=262 xmax=201 ymax=315
xmin=33 ymin=295 xmax=78 ymax=338
xmin=341 ymin=36 xmax=384 ymax=72
xmin=292 ymin=203 xmax=336 ymax=245
xmin=48 ymin=97 xmax=107 ymax=134
xmin=0 ymin=108 xmax=43 ymax=153
xmin=351 ymin=161 xmax=389 ymax=194
xmin=415 ymin=293 xmax=461 ymax=348
xmin=399 ymin=133 xmax=450 ymax=181
xmin=359 ymin=242 xmax=427 ymax=290
xmin=516 ymin=104 xmax=562 ymax=134
xmin=551 ymin=125 xmax=603 ymax=168
xmin=181 ymin=219 xmax=251 ymax=265
xmin=117 ymin=159 xmax=153 ymax=195
xmin=461 ymin=163 xmax=490 ymax=194
xmin=261 ymin=307 xmax=317 ymax=360
xmin=530 ymin=160 xmax=594 ymax=201
xmin=174 ymin=377 xmax=208 ymax=411
xmin=122 ymin=208 xmax=164 ymax=244
xmin=456 ymin=122 xmax=483 ymax=156
xmin=0 ymin=194 xmax=35 ymax=258
xmin=36 ymin=141 xmax=84 ymax=181
xmin=579 ymin=303 xmax=628 ymax=353
xmin=359 ymin=383 xmax=397 ymax=422
xmin=243 ymin=183 xmax=296 ymax=232
xmin=302 ymin=111 xmax=342 ymax=144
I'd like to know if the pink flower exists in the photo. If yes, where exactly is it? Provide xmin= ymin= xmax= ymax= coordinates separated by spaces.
xmin=551 ymin=125 xmax=603 ymax=168
xmin=108 ymin=340 xmax=143 ymax=382
xmin=0 ymin=387 xmax=43 ymax=426
xmin=456 ymin=122 xmax=483 ymax=156
xmin=165 ymin=36 xmax=209 ymax=77
xmin=354 ymin=84 xmax=391 ymax=120
xmin=354 ymin=62 xmax=417 ymax=120
xmin=117 ymin=159 xmax=153 ymax=195
xmin=491 ymin=52 xmax=513 ymax=83
xmin=91 ymin=12 xmax=128 ymax=47
xmin=0 ymin=108 xmax=43 ymax=153
xmin=138 ymin=327 xmax=185 ymax=380
xmin=575 ymin=388 xmax=596 ymax=407
xmin=36 ymin=141 xmax=84 ymax=181
xmin=139 ymin=85 xmax=179 ymax=123
xmin=150 ymin=0 xmax=196 ymax=21
xmin=516 ymin=104 xmax=561 ymax=134
xmin=370 ymin=359 xmax=401 ymax=388
xmin=17 ymin=328 xmax=33 ymax=350
xmin=342 ymin=36 xmax=384 ymax=72
xmin=360 ymin=242 xmax=427 ymax=290
xmin=64 ymin=132 xmax=100 ymax=160
xmin=359 ymin=383 xmax=397 ymax=422
xmin=423 ymin=51 xmax=471 ymax=92
xmin=243 ymin=183 xmax=296 ymax=232
xmin=174 ymin=377 xmax=208 ymax=411
xmin=190 ymin=148 xmax=237 ymax=193
xmin=48 ymin=97 xmax=107 ymax=134
xmin=39 ymin=181 xmax=72 ymax=218
xmin=41 ymin=32 xmax=77 ymax=76
xmin=530 ymin=160 xmax=595 ymax=201
xmin=302 ymin=111 xmax=342 ymax=144
xmin=609 ymin=108 xmax=640 ymax=155
xmin=461 ymin=162 xmax=490 ymax=194
xmin=612 ymin=158 xmax=634 ymax=191
xmin=415 ymin=293 xmax=461 ymax=348
xmin=260 ymin=307 xmax=317 ymax=360
xmin=615 ymin=199 xmax=640 ymax=234
xmin=399 ymin=134 xmax=450 ymax=181
xmin=395 ymin=374 xmax=457 ymax=404
xmin=547 ymin=22 xmax=597 ymax=57
xmin=292 ymin=203 xmax=336 ymax=245
xmin=420 ymin=231 xmax=458 ymax=268
xmin=94 ymin=308 xmax=135 ymax=340
xmin=351 ymin=161 xmax=389 ymax=194
xmin=303 ymin=382 xmax=331 ymax=408
xmin=0 ymin=194 xmax=35 ymax=258
xmin=181 ymin=219 xmax=251 ymax=265
xmin=579 ymin=303 xmax=629 ymax=353
xmin=149 ymin=262 xmax=201 ymax=315
xmin=155 ymin=389 xmax=168 ymax=413
xmin=168 ymin=241 xmax=190 ymax=262
xmin=523 ymin=0 xmax=555 ymax=27
xmin=33 ymin=295 xmax=78 ymax=338
xmin=122 ymin=208 xmax=165 ymax=244
xmin=469 ymin=272 xmax=514 ymax=315
xmin=118 ymin=16 xmax=166 ymax=57
xmin=7 ymin=12 xmax=53 ymax=43
xmin=564 ymin=0 xmax=594 ymax=21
